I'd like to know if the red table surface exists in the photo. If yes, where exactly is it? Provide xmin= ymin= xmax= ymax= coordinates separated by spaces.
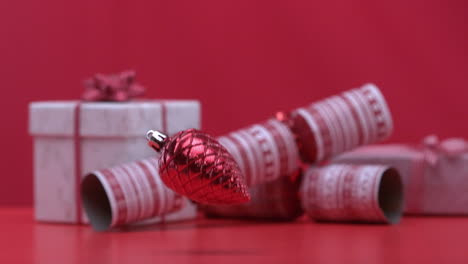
xmin=1 ymin=208 xmax=468 ymax=264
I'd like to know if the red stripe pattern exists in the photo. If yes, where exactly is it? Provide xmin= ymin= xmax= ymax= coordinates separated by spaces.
xmin=300 ymin=164 xmax=398 ymax=223
xmin=93 ymin=158 xmax=184 ymax=228
xmin=287 ymin=84 xmax=393 ymax=163
xmin=217 ymin=119 xmax=300 ymax=186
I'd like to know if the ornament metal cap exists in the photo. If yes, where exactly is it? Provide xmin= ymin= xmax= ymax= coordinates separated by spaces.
xmin=146 ymin=130 xmax=168 ymax=152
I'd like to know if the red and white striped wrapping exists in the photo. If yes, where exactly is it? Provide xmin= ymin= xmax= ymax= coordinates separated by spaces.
xmin=201 ymin=175 xmax=303 ymax=221
xmin=81 ymin=158 xmax=197 ymax=231
xmin=217 ymin=119 xmax=300 ymax=186
xmin=300 ymin=164 xmax=403 ymax=224
xmin=286 ymin=83 xmax=393 ymax=163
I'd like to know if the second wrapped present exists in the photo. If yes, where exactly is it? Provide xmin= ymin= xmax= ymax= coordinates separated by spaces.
xmin=332 ymin=136 xmax=468 ymax=215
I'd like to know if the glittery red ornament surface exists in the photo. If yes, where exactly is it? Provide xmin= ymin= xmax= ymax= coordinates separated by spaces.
xmin=158 ymin=129 xmax=250 ymax=205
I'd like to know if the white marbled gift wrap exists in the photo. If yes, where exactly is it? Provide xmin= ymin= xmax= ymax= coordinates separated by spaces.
xmin=301 ymin=164 xmax=403 ymax=224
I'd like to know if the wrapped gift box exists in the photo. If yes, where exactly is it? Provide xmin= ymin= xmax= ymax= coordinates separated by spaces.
xmin=332 ymin=136 xmax=468 ymax=215
xmin=29 ymin=100 xmax=200 ymax=223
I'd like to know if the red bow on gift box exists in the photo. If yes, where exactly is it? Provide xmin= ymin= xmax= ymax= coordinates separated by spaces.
xmin=82 ymin=70 xmax=145 ymax=102
xmin=422 ymin=135 xmax=468 ymax=166
xmin=73 ymin=70 xmax=145 ymax=223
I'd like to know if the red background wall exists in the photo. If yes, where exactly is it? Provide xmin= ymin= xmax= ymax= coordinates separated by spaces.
xmin=1 ymin=0 xmax=467 ymax=205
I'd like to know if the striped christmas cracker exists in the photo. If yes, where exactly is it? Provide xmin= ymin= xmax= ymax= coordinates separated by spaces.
xmin=81 ymin=158 xmax=185 ymax=231
xmin=286 ymin=83 xmax=393 ymax=163
xmin=300 ymin=164 xmax=403 ymax=224
xmin=217 ymin=119 xmax=300 ymax=187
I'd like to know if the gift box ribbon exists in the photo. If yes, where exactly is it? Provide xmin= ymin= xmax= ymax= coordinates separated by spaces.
xmin=73 ymin=71 xmax=166 ymax=224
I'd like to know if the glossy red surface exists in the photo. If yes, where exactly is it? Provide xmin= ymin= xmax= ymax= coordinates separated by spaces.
xmin=1 ymin=208 xmax=467 ymax=264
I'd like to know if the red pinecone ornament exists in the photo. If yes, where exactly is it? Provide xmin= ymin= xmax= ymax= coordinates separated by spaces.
xmin=147 ymin=129 xmax=250 ymax=205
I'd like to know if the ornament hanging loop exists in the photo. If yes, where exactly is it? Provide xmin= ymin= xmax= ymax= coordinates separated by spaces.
xmin=146 ymin=130 xmax=167 ymax=152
